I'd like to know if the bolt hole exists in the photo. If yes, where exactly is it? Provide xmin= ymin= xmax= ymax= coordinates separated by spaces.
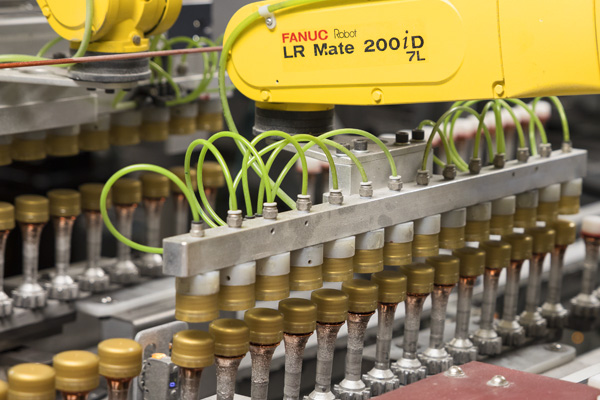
xmin=271 ymin=228 xmax=275 ymax=235
xmin=512 ymin=172 xmax=515 ymax=177
xmin=226 ymin=276 xmax=231 ymax=281
xmin=308 ymin=259 xmax=312 ymax=265
xmin=535 ymin=166 xmax=539 ymax=172
xmin=305 ymin=220 xmax=309 ymax=226
xmin=276 ymin=80 xmax=279 ymax=84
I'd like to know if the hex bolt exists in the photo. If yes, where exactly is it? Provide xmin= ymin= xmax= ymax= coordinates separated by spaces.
xmin=495 ymin=234 xmax=532 ymax=347
xmin=98 ymin=338 xmax=142 ymax=400
xmin=363 ymin=271 xmax=406 ymax=395
xmin=109 ymin=179 xmax=142 ymax=285
xmin=411 ymin=129 xmax=425 ymax=142
xmin=54 ymin=350 xmax=100 ymax=400
xmin=138 ymin=173 xmax=170 ymax=277
xmin=132 ymin=35 xmax=142 ymax=45
xmin=541 ymin=220 xmax=576 ymax=331
xmin=245 ymin=308 xmax=284 ymax=400
xmin=359 ymin=181 xmax=373 ymax=198
xmin=329 ymin=189 xmax=344 ymax=205
xmin=517 ymin=147 xmax=530 ymax=163
xmin=170 ymin=330 xmax=214 ymax=400
xmin=353 ymin=138 xmax=368 ymax=152
xmin=263 ymin=202 xmax=278 ymax=220
xmin=419 ymin=256 xmax=459 ymax=374
xmin=12 ymin=195 xmax=49 ymax=309
xmin=570 ymin=216 xmax=600 ymax=319
xmin=305 ymin=289 xmax=349 ymax=400
xmin=296 ymin=194 xmax=312 ymax=212
xmin=416 ymin=170 xmax=430 ymax=186
xmin=493 ymin=153 xmax=506 ymax=169
xmin=78 ymin=184 xmax=111 ymax=293
xmin=336 ymin=143 xmax=352 ymax=156
xmin=392 ymin=263 xmax=434 ymax=385
xmin=472 ymin=241 xmax=511 ymax=355
xmin=446 ymin=248 xmax=486 ymax=364
xmin=539 ymin=143 xmax=552 ymax=158
xmin=468 ymin=158 xmax=482 ymax=175
xmin=442 ymin=164 xmax=457 ymax=181
xmin=519 ymin=227 xmax=555 ymax=338
xmin=210 ymin=319 xmax=250 ymax=400
xmin=388 ymin=175 xmax=403 ymax=191
xmin=333 ymin=279 xmax=378 ymax=400
xmin=0 ymin=202 xmax=14 ymax=317
xmin=395 ymin=131 xmax=410 ymax=145
xmin=280 ymin=298 xmax=317 ymax=400
xmin=227 ymin=210 xmax=243 ymax=228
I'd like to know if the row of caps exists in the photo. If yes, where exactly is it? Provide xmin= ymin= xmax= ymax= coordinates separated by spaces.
xmin=175 ymin=179 xmax=583 ymax=322
xmin=0 ymin=98 xmax=223 ymax=165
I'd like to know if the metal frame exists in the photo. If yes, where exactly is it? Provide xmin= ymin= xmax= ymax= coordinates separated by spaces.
xmin=163 ymin=149 xmax=587 ymax=277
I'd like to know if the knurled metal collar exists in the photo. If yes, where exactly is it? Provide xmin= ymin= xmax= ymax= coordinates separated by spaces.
xmin=524 ymin=227 xmax=556 ymax=254
xmin=452 ymin=247 xmax=485 ymax=277
xmin=48 ymin=189 xmax=81 ymax=217
xmin=0 ymin=202 xmax=15 ymax=231
xmin=397 ymin=263 xmax=434 ymax=294
xmin=278 ymin=298 xmax=317 ymax=334
xmin=141 ymin=173 xmax=170 ymax=199
xmin=311 ymin=289 xmax=349 ymax=324
xmin=15 ymin=195 xmax=49 ymax=224
xmin=79 ymin=183 xmax=111 ymax=211
xmin=8 ymin=363 xmax=55 ymax=398
xmin=501 ymin=233 xmax=533 ymax=261
xmin=171 ymin=330 xmax=214 ymax=369
xmin=209 ymin=319 xmax=250 ymax=358
xmin=97 ymin=339 xmax=142 ymax=379
xmin=426 ymin=255 xmax=460 ymax=285
xmin=244 ymin=308 xmax=284 ymax=345
xmin=112 ymin=178 xmax=142 ymax=205
xmin=371 ymin=270 xmax=407 ymax=304
xmin=551 ymin=219 xmax=576 ymax=246
xmin=479 ymin=240 xmax=511 ymax=269
xmin=169 ymin=166 xmax=197 ymax=193
xmin=53 ymin=351 xmax=99 ymax=393
xmin=341 ymin=279 xmax=378 ymax=313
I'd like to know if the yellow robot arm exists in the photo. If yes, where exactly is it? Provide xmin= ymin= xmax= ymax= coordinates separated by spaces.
xmin=225 ymin=0 xmax=600 ymax=106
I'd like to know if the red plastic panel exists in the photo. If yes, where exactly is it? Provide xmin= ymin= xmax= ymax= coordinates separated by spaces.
xmin=378 ymin=361 xmax=600 ymax=399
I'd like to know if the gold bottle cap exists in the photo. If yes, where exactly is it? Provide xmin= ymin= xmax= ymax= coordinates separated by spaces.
xmin=112 ymin=178 xmax=142 ymax=205
xmin=110 ymin=125 xmax=141 ymax=146
xmin=203 ymin=161 xmax=226 ymax=189
xmin=141 ymin=121 xmax=169 ymax=142
xmin=311 ymin=289 xmax=349 ymax=323
xmin=209 ymin=318 xmax=250 ymax=357
xmin=79 ymin=130 xmax=110 ymax=152
xmin=452 ymin=247 xmax=485 ymax=277
xmin=48 ymin=189 xmax=81 ymax=217
xmin=79 ymin=183 xmax=111 ymax=211
xmin=255 ymin=274 xmax=290 ymax=301
xmin=552 ymin=219 xmax=576 ymax=246
xmin=278 ymin=298 xmax=317 ymax=334
xmin=141 ymin=173 xmax=170 ymax=199
xmin=559 ymin=195 xmax=580 ymax=215
xmin=479 ymin=240 xmax=511 ymax=269
xmin=397 ymin=263 xmax=434 ymax=294
xmin=244 ymin=308 xmax=284 ymax=345
xmin=15 ymin=195 xmax=49 ymax=224
xmin=412 ymin=234 xmax=439 ymax=258
xmin=322 ymin=257 xmax=354 ymax=282
xmin=175 ymin=293 xmax=219 ymax=323
xmin=0 ymin=202 xmax=15 ymax=231
xmin=46 ymin=134 xmax=79 ymax=157
xmin=537 ymin=202 xmax=559 ymax=224
xmin=490 ymin=214 xmax=514 ymax=236
xmin=53 ymin=351 xmax=99 ymax=393
xmin=559 ymin=179 xmax=582 ymax=215
xmin=169 ymin=166 xmax=197 ymax=193
xmin=439 ymin=227 xmax=465 ymax=250
xmin=371 ymin=270 xmax=407 ymax=304
xmin=171 ymin=330 xmax=214 ymax=369
xmin=0 ymin=380 xmax=6 ymax=400
xmin=501 ymin=233 xmax=533 ymax=261
xmin=218 ymin=284 xmax=255 ymax=311
xmin=8 ymin=364 xmax=55 ymax=400
xmin=383 ymin=242 xmax=412 ymax=266
xmin=524 ymin=227 xmax=556 ymax=254
xmin=464 ymin=219 xmax=490 ymax=242
xmin=341 ymin=279 xmax=378 ymax=313
xmin=11 ymin=137 xmax=46 ymax=161
xmin=426 ymin=255 xmax=460 ymax=285
xmin=353 ymin=248 xmax=384 ymax=273
xmin=289 ymin=265 xmax=323 ymax=291
xmin=515 ymin=190 xmax=539 ymax=228
xmin=98 ymin=338 xmax=142 ymax=379
xmin=0 ymin=142 xmax=11 ymax=166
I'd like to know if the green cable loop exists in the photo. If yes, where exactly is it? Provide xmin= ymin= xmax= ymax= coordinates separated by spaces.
xmin=496 ymin=99 xmax=526 ymax=148
xmin=472 ymin=101 xmax=496 ymax=159
xmin=491 ymin=101 xmax=506 ymax=155
xmin=418 ymin=119 xmax=466 ymax=172
xmin=505 ymin=98 xmax=547 ymax=156
xmin=36 ymin=37 xmax=63 ymax=58
xmin=100 ymin=164 xmax=200 ymax=254
xmin=72 ymin=0 xmax=94 ymax=58
xmin=532 ymin=96 xmax=570 ymax=143
xmin=150 ymin=61 xmax=181 ymax=99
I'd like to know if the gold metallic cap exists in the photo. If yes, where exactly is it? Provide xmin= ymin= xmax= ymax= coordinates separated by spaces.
xmin=501 ymin=233 xmax=533 ymax=261
xmin=256 ymin=274 xmax=290 ymax=301
xmin=524 ymin=227 xmax=556 ymax=254
xmin=79 ymin=184 xmax=111 ymax=211
xmin=278 ymin=298 xmax=317 ymax=334
xmin=311 ymin=289 xmax=349 ymax=323
xmin=11 ymin=138 xmax=46 ymax=161
xmin=175 ymin=293 xmax=219 ymax=323
xmin=464 ymin=220 xmax=490 ymax=242
xmin=552 ymin=219 xmax=576 ymax=246
xmin=479 ymin=241 xmax=511 ymax=269
xmin=203 ymin=162 xmax=226 ymax=188
xmin=140 ymin=122 xmax=169 ymax=142
xmin=98 ymin=338 xmax=142 ymax=379
xmin=371 ymin=271 xmax=407 ymax=304
xmin=412 ymin=234 xmax=439 ymax=258
xmin=439 ymin=227 xmax=465 ymax=250
xmin=426 ymin=255 xmax=459 ymax=285
xmin=383 ymin=242 xmax=412 ymax=266
xmin=46 ymin=134 xmax=79 ymax=157
xmin=490 ymin=214 xmax=514 ymax=236
xmin=8 ymin=364 xmax=55 ymax=399
xmin=559 ymin=196 xmax=580 ymax=215
xmin=218 ymin=284 xmax=255 ymax=311
xmin=140 ymin=173 xmax=170 ymax=199
xmin=0 ymin=143 xmax=11 ymax=166
xmin=209 ymin=319 xmax=250 ymax=357
xmin=289 ymin=265 xmax=323 ymax=291
xmin=452 ymin=247 xmax=485 ymax=277
xmin=110 ymin=125 xmax=140 ymax=147
xmin=537 ymin=201 xmax=559 ymax=224
xmin=341 ymin=279 xmax=378 ymax=313
xmin=244 ymin=308 xmax=284 ymax=345
xmin=514 ymin=208 xmax=537 ymax=228
xmin=397 ymin=263 xmax=434 ymax=294
xmin=53 ymin=351 xmax=99 ymax=393
xmin=353 ymin=249 xmax=384 ymax=273
xmin=322 ymin=257 xmax=353 ymax=282
xmin=171 ymin=330 xmax=214 ymax=369
xmin=0 ymin=380 xmax=6 ymax=400
xmin=48 ymin=189 xmax=81 ymax=217
xmin=15 ymin=195 xmax=49 ymax=224
xmin=169 ymin=166 xmax=197 ymax=193
xmin=112 ymin=178 xmax=142 ymax=205
xmin=0 ymin=202 xmax=15 ymax=231
xmin=170 ymin=117 xmax=197 ymax=135
xmin=79 ymin=130 xmax=110 ymax=152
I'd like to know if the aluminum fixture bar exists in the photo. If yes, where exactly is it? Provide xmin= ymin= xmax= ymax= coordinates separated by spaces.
xmin=163 ymin=149 xmax=587 ymax=277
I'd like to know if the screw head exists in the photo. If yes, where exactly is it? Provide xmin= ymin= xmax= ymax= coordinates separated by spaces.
xmin=372 ymin=89 xmax=383 ymax=103
xmin=100 ymin=296 xmax=113 ymax=304
xmin=412 ymin=129 xmax=425 ymax=141
xmin=133 ymin=35 xmax=142 ymax=46
xmin=353 ymin=138 xmax=368 ymax=152
xmin=445 ymin=366 xmax=465 ymax=378
xmin=487 ymin=375 xmax=509 ymax=387
xmin=395 ymin=131 xmax=410 ymax=145
xmin=261 ymin=90 xmax=271 ymax=102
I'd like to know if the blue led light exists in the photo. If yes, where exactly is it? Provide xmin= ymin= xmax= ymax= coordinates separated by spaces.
xmin=169 ymin=382 xmax=176 ymax=388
